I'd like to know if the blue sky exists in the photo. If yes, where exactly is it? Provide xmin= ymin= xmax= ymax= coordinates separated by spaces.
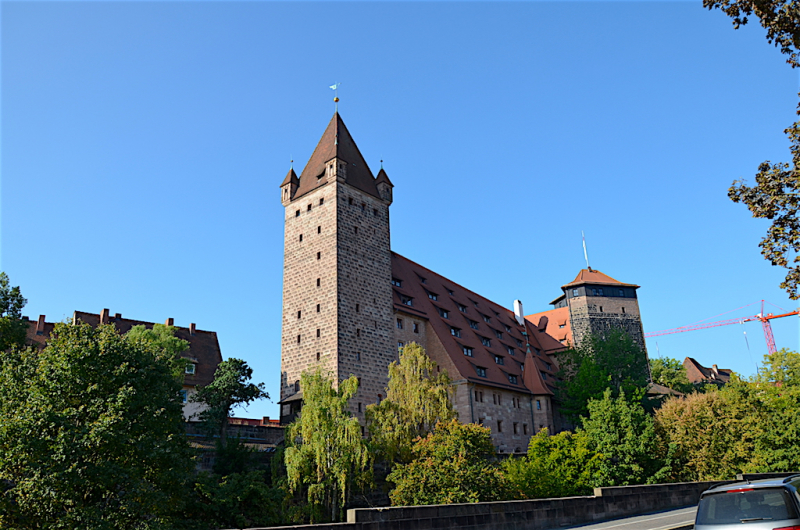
xmin=2 ymin=1 xmax=798 ymax=419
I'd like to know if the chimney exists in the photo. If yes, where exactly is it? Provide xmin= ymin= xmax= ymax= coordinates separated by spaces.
xmin=712 ymin=364 xmax=719 ymax=374
xmin=36 ymin=315 xmax=45 ymax=335
xmin=114 ymin=313 xmax=121 ymax=321
xmin=100 ymin=308 xmax=110 ymax=325
xmin=165 ymin=317 xmax=174 ymax=326
xmin=189 ymin=323 xmax=196 ymax=336
xmin=513 ymin=300 xmax=525 ymax=326
xmin=262 ymin=416 xmax=270 ymax=424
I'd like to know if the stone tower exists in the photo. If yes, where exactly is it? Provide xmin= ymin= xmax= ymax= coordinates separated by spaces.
xmin=279 ymin=113 xmax=395 ymax=424
xmin=554 ymin=268 xmax=648 ymax=354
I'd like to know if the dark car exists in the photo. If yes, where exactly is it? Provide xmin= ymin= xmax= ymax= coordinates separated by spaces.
xmin=695 ymin=476 xmax=800 ymax=530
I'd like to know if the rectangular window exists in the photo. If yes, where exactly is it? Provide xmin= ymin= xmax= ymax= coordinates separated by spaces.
xmin=391 ymin=278 xmax=403 ymax=287
xmin=316 ymin=252 xmax=321 ymax=260
xmin=356 ymin=352 xmax=361 ymax=361
xmin=599 ymin=306 xmax=604 ymax=313
xmin=316 ymin=352 xmax=321 ymax=361
xmin=438 ymin=308 xmax=449 ymax=319
xmin=513 ymin=422 xmax=519 ymax=435
xmin=482 ymin=315 xmax=491 ymax=323
xmin=316 ymin=304 xmax=320 ymax=312
xmin=427 ymin=291 xmax=438 ymax=301
xmin=480 ymin=337 xmax=491 ymax=347
xmin=622 ymin=307 xmax=626 ymax=314
xmin=295 ymin=210 xmax=300 ymax=217
xmin=463 ymin=346 xmax=474 ymax=357
xmin=319 ymin=197 xmax=324 ymax=205
xmin=492 ymin=393 xmax=497 ymax=405
xmin=398 ymin=341 xmax=404 ymax=350
xmin=373 ymin=208 xmax=378 ymax=216
xmin=297 ymin=335 xmax=301 ymax=344
xmin=185 ymin=364 xmax=196 ymax=375
xmin=397 ymin=319 xmax=403 ymax=329
xmin=401 ymin=296 xmax=413 ymax=306
xmin=495 ymin=330 xmax=503 ymax=339
xmin=450 ymin=327 xmax=461 ymax=338
xmin=573 ymin=289 xmax=579 ymax=296
xmin=476 ymin=366 xmax=487 ymax=377
xmin=536 ymin=399 xmax=541 ymax=410
xmin=356 ymin=304 xmax=360 ymax=313
xmin=417 ymin=274 xmax=427 ymax=284
xmin=316 ymin=329 xmax=320 ymax=338
xmin=559 ymin=324 xmax=565 ymax=328
xmin=317 ymin=278 xmax=321 ymax=287
xmin=413 ymin=322 xmax=419 ymax=333
xmin=497 ymin=420 xmax=503 ymax=433
xmin=348 ymin=197 xmax=353 ymax=205
xmin=446 ymin=288 xmax=454 ymax=296
xmin=180 ymin=390 xmax=188 ymax=403
xmin=508 ymin=374 xmax=518 ymax=384
xmin=494 ymin=355 xmax=504 ymax=365
xmin=619 ymin=289 xmax=624 ymax=297
xmin=515 ymin=339 xmax=523 ymax=347
xmin=457 ymin=303 xmax=467 ymax=313
xmin=504 ymin=324 xmax=512 ymax=332
xmin=358 ymin=402 xmax=362 ymax=412
xmin=598 ymin=288 xmax=604 ymax=296
xmin=299 ymin=234 xmax=303 ymax=242
xmin=356 ymin=329 xmax=360 ymax=337
xmin=523 ymin=423 xmax=528 ymax=435
xmin=541 ymin=372 xmax=547 ymax=380
xmin=354 ymin=226 xmax=358 ymax=235
xmin=592 ymin=288 xmax=597 ymax=296
xmin=317 ymin=225 xmax=321 ymax=234
xmin=507 ymin=346 xmax=515 ymax=356
xmin=469 ymin=320 xmax=479 ymax=330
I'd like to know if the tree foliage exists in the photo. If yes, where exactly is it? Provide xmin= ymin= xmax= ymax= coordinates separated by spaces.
xmin=191 ymin=470 xmax=284 ymax=529
xmin=503 ymin=429 xmax=602 ymax=499
xmin=192 ymin=358 xmax=268 ymax=451
xmin=650 ymin=357 xmax=694 ymax=395
xmin=366 ymin=343 xmax=456 ymax=463
xmin=387 ymin=419 xmax=509 ymax=506
xmin=284 ymin=368 xmax=370 ymax=523
xmin=0 ymin=322 xmax=193 ymax=529
xmin=0 ymin=272 xmax=27 ymax=352
xmin=755 ymin=347 xmax=800 ymax=385
xmin=705 ymin=0 xmax=800 ymax=298
xmin=582 ymin=389 xmax=670 ymax=486
xmin=556 ymin=329 xmax=650 ymax=420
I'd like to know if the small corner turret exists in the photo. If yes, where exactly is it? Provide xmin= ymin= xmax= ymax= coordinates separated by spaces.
xmin=280 ymin=168 xmax=299 ymax=206
xmin=375 ymin=168 xmax=393 ymax=205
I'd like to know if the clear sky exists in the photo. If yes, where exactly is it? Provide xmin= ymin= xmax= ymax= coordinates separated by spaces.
xmin=2 ymin=1 xmax=798 ymax=420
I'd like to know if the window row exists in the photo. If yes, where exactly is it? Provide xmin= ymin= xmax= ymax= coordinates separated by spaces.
xmin=294 ymin=198 xmax=326 ymax=217
xmin=346 ymin=196 xmax=380 ymax=217
xmin=396 ymin=318 xmax=420 ymax=333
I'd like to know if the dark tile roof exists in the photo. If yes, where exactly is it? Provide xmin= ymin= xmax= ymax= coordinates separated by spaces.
xmin=25 ymin=311 xmax=222 ymax=388
xmin=391 ymin=252 xmax=563 ymax=395
xmin=292 ymin=113 xmax=380 ymax=200
xmin=683 ymin=356 xmax=732 ymax=385
xmin=563 ymin=268 xmax=639 ymax=289
xmin=375 ymin=168 xmax=393 ymax=187
xmin=280 ymin=168 xmax=299 ymax=187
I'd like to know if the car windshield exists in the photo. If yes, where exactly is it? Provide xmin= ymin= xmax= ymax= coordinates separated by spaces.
xmin=697 ymin=488 xmax=798 ymax=525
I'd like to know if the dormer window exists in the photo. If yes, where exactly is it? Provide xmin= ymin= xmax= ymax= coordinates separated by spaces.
xmin=507 ymin=346 xmax=515 ymax=356
xmin=463 ymin=346 xmax=474 ymax=357
xmin=400 ymin=296 xmax=413 ymax=306
xmin=457 ymin=303 xmax=467 ymax=313
xmin=185 ymin=363 xmax=196 ymax=375
xmin=446 ymin=288 xmax=454 ymax=296
xmin=476 ymin=366 xmax=487 ymax=378
xmin=503 ymin=324 xmax=512 ymax=332
xmin=469 ymin=320 xmax=479 ymax=330
xmin=480 ymin=336 xmax=491 ymax=347
xmin=508 ymin=374 xmax=518 ymax=384
xmin=450 ymin=327 xmax=462 ymax=338
xmin=482 ymin=315 xmax=491 ymax=323
xmin=494 ymin=330 xmax=503 ymax=339
xmin=438 ymin=308 xmax=450 ymax=319
xmin=392 ymin=278 xmax=402 ymax=287
xmin=427 ymin=291 xmax=438 ymax=301
xmin=494 ymin=355 xmax=504 ymax=365
xmin=515 ymin=339 xmax=523 ymax=347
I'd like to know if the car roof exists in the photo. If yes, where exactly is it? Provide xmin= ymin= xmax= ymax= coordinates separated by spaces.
xmin=704 ymin=475 xmax=800 ymax=494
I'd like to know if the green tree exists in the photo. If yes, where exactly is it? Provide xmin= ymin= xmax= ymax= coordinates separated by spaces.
xmin=704 ymin=0 xmax=800 ymax=299
xmin=366 ymin=342 xmax=456 ymax=463
xmin=582 ymin=389 xmax=670 ymax=486
xmin=650 ymin=357 xmax=694 ymax=394
xmin=556 ymin=329 xmax=650 ymax=420
xmin=191 ymin=470 xmax=284 ymax=529
xmin=0 ymin=272 xmax=27 ymax=351
xmin=126 ymin=323 xmax=190 ymax=373
xmin=502 ymin=429 xmax=602 ymax=499
xmin=755 ymin=347 xmax=800 ymax=386
xmin=284 ymin=368 xmax=370 ymax=523
xmin=192 ymin=358 xmax=268 ymax=452
xmin=0 ymin=322 xmax=193 ymax=529
xmin=387 ymin=419 xmax=509 ymax=506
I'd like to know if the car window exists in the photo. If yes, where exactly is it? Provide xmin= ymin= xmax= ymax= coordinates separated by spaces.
xmin=697 ymin=488 xmax=798 ymax=524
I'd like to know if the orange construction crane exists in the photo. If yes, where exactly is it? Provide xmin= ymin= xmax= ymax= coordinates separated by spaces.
xmin=644 ymin=300 xmax=800 ymax=355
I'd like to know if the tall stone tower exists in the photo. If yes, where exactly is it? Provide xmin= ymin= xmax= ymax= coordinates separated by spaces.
xmin=553 ymin=268 xmax=648 ymax=354
xmin=279 ymin=113 xmax=395 ymax=424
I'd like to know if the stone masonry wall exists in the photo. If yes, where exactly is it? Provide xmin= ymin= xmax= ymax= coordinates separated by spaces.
xmin=335 ymin=182 xmax=395 ymax=422
xmin=568 ymin=294 xmax=647 ymax=354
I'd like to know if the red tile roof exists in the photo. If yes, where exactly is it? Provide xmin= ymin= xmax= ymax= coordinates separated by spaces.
xmin=391 ymin=253 xmax=563 ymax=395
xmin=563 ymin=268 xmax=639 ymax=289
xmin=525 ymin=306 xmax=572 ymax=347
xmin=683 ymin=357 xmax=732 ymax=385
xmin=280 ymin=168 xmax=299 ymax=187
xmin=293 ymin=113 xmax=380 ymax=200
xmin=26 ymin=311 xmax=222 ymax=388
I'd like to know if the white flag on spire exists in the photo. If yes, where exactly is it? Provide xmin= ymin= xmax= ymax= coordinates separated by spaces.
xmin=329 ymin=83 xmax=340 ymax=90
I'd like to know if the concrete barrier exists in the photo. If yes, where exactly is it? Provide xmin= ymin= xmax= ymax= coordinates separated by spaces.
xmin=244 ymin=474 xmax=799 ymax=530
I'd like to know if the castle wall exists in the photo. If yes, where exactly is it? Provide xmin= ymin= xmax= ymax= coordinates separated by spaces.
xmin=568 ymin=294 xmax=647 ymax=353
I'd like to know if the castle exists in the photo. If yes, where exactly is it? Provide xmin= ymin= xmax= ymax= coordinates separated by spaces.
xmin=278 ymin=113 xmax=647 ymax=451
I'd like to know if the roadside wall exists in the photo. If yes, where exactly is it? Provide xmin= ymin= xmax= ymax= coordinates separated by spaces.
xmin=242 ymin=479 xmax=737 ymax=530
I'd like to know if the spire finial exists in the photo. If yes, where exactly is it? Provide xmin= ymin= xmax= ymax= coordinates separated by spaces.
xmin=380 ymin=159 xmax=383 ymax=169
xmin=329 ymin=82 xmax=340 ymax=113
xmin=290 ymin=158 xmax=293 ymax=169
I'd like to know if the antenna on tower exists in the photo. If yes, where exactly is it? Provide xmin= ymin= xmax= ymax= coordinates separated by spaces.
xmin=329 ymin=82 xmax=340 ymax=113
xmin=582 ymin=231 xmax=592 ymax=271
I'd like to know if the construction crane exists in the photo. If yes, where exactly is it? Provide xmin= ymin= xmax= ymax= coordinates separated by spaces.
xmin=644 ymin=300 xmax=800 ymax=355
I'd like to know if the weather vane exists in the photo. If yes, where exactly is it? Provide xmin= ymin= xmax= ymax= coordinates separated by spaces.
xmin=329 ymin=82 xmax=340 ymax=112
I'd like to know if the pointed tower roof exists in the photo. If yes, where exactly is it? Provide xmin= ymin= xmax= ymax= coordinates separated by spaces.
xmin=375 ymin=168 xmax=393 ymax=187
xmin=280 ymin=168 xmax=299 ymax=187
xmin=294 ymin=113 xmax=380 ymax=200
xmin=562 ymin=268 xmax=639 ymax=289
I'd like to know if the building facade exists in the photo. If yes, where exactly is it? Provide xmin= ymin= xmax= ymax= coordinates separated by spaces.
xmin=278 ymin=113 xmax=570 ymax=451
